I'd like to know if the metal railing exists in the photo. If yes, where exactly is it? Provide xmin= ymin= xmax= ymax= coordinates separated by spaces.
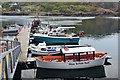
xmin=0 ymin=40 xmax=21 ymax=80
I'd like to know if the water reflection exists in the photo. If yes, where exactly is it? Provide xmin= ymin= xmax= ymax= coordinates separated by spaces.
xmin=36 ymin=65 xmax=106 ymax=79
xmin=72 ymin=17 xmax=118 ymax=39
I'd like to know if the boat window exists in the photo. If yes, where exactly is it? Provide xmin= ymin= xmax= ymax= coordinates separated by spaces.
xmin=53 ymin=30 xmax=56 ymax=32
xmin=31 ymin=46 xmax=36 ymax=49
xmin=41 ymin=48 xmax=46 ymax=51
xmin=47 ymin=47 xmax=51 ymax=49
xmin=49 ymin=33 xmax=52 ymax=34
xmin=11 ymin=26 xmax=15 ymax=27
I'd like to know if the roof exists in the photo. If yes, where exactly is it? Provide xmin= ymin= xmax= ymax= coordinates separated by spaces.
xmin=61 ymin=46 xmax=95 ymax=54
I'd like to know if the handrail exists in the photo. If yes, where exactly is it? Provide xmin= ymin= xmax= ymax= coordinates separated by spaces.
xmin=0 ymin=41 xmax=21 ymax=80
xmin=0 ymin=45 xmax=20 ymax=59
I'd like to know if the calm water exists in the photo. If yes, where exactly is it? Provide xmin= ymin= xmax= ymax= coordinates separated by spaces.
xmin=0 ymin=16 xmax=119 ymax=79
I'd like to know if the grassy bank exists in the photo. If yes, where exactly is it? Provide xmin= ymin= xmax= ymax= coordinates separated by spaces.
xmin=1 ymin=2 xmax=118 ymax=16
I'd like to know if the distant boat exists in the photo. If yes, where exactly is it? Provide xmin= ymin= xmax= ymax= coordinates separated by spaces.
xmin=31 ymin=18 xmax=41 ymax=28
xmin=36 ymin=46 xmax=110 ymax=69
xmin=0 ymin=24 xmax=22 ymax=36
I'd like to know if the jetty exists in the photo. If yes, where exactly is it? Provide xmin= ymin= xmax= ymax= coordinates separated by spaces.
xmin=17 ymin=25 xmax=30 ymax=62
xmin=0 ymin=25 xmax=34 ymax=79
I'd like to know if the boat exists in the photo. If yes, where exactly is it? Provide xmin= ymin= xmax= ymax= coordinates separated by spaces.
xmin=31 ymin=33 xmax=80 ymax=44
xmin=31 ymin=17 xmax=41 ymax=28
xmin=36 ymin=46 xmax=109 ymax=69
xmin=30 ymin=27 xmax=83 ymax=44
xmin=0 ymin=24 xmax=22 ymax=36
xmin=29 ymin=42 xmax=62 ymax=55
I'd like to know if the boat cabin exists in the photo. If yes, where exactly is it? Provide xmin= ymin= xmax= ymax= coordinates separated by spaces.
xmin=61 ymin=46 xmax=96 ymax=62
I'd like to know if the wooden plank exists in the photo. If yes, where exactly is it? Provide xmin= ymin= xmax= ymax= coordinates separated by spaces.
xmin=17 ymin=25 xmax=31 ymax=62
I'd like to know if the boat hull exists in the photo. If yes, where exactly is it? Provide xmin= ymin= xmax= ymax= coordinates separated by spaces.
xmin=36 ymin=57 xmax=106 ymax=69
xmin=32 ymin=36 xmax=80 ymax=44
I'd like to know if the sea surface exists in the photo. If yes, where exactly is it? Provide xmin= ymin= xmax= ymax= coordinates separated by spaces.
xmin=0 ymin=16 xmax=119 ymax=79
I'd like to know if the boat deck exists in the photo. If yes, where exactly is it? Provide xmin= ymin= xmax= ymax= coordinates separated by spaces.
xmin=36 ymin=53 xmax=106 ymax=62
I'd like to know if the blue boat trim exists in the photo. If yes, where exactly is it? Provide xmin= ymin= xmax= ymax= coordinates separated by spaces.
xmin=32 ymin=36 xmax=80 ymax=44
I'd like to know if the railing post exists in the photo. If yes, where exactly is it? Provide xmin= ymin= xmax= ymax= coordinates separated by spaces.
xmin=11 ymin=41 xmax=13 ymax=49
xmin=1 ymin=57 xmax=5 ymax=80
xmin=12 ymin=50 xmax=15 ymax=68
xmin=6 ymin=40 xmax=8 ymax=51
xmin=7 ymin=53 xmax=12 ymax=78
xmin=1 ymin=57 xmax=8 ymax=80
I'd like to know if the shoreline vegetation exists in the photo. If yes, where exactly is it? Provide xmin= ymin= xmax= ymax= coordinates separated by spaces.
xmin=1 ymin=2 xmax=119 ymax=17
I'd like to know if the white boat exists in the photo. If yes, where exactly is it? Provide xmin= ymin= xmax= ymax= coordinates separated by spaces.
xmin=29 ymin=42 xmax=62 ymax=55
xmin=36 ymin=46 xmax=109 ymax=69
xmin=1 ymin=24 xmax=22 ymax=36
xmin=48 ymin=26 xmax=76 ymax=36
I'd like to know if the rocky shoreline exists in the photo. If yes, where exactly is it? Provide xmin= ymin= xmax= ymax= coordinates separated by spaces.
xmin=1 ymin=12 xmax=29 ymax=16
xmin=40 ymin=12 xmax=118 ymax=17
xmin=1 ymin=11 xmax=118 ymax=17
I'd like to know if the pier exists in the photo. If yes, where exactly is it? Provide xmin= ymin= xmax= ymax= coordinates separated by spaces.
xmin=17 ymin=25 xmax=30 ymax=62
xmin=0 ymin=25 xmax=33 ymax=79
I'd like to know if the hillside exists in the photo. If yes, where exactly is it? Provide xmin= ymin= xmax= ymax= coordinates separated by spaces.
xmin=2 ymin=2 xmax=119 ymax=16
